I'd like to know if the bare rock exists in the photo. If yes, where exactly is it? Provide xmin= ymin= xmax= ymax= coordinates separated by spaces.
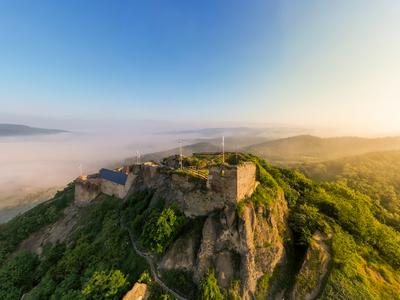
xmin=18 ymin=203 xmax=80 ymax=255
xmin=215 ymin=251 xmax=236 ymax=288
xmin=292 ymin=231 xmax=332 ymax=300
xmin=238 ymin=190 xmax=288 ymax=299
xmin=194 ymin=215 xmax=218 ymax=283
xmin=123 ymin=282 xmax=149 ymax=300
xmin=160 ymin=233 xmax=196 ymax=271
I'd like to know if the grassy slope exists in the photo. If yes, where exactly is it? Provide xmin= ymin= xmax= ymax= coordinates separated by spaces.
xmin=301 ymin=151 xmax=400 ymax=231
xmin=244 ymin=155 xmax=400 ymax=299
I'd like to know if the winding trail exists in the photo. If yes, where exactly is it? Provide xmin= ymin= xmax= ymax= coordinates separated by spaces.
xmin=120 ymin=216 xmax=188 ymax=300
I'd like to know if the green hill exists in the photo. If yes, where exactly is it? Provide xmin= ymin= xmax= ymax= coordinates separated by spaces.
xmin=0 ymin=124 xmax=67 ymax=136
xmin=245 ymin=135 xmax=400 ymax=165
xmin=0 ymin=154 xmax=399 ymax=299
xmin=301 ymin=151 xmax=400 ymax=232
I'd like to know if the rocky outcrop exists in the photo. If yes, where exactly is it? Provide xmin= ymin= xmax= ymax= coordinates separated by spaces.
xmin=215 ymin=251 xmax=236 ymax=288
xmin=189 ymin=189 xmax=288 ymax=299
xmin=195 ymin=215 xmax=220 ymax=282
xmin=292 ymin=231 xmax=332 ymax=300
xmin=75 ymin=179 xmax=101 ymax=205
xmin=18 ymin=204 xmax=80 ymax=255
xmin=159 ymin=233 xmax=197 ymax=272
xmin=238 ymin=190 xmax=288 ymax=299
xmin=130 ymin=161 xmax=288 ymax=298
xmin=122 ymin=282 xmax=149 ymax=300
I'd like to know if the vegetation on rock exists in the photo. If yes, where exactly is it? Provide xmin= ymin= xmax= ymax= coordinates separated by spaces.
xmin=200 ymin=270 xmax=224 ymax=300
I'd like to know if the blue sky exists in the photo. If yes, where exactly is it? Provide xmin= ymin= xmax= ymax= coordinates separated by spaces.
xmin=1 ymin=1 xmax=400 ymax=133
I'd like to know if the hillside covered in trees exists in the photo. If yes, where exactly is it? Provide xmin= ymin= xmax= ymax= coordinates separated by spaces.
xmin=301 ymin=151 xmax=400 ymax=232
xmin=0 ymin=153 xmax=399 ymax=299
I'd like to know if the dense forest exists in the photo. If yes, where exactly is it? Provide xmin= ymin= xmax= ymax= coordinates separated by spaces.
xmin=0 ymin=153 xmax=399 ymax=299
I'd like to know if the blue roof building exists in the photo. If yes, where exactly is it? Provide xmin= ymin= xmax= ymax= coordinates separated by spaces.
xmin=99 ymin=168 xmax=128 ymax=185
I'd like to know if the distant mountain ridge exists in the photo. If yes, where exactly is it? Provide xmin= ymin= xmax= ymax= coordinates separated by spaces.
xmin=161 ymin=126 xmax=311 ymax=139
xmin=0 ymin=124 xmax=68 ymax=136
xmin=244 ymin=134 xmax=400 ymax=165
xmin=130 ymin=134 xmax=400 ymax=167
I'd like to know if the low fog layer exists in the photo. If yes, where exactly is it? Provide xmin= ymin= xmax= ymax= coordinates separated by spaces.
xmin=0 ymin=118 xmax=316 ymax=222
xmin=0 ymin=130 xmax=180 ymax=210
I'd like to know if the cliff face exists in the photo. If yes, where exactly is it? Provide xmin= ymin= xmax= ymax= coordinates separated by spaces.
xmin=125 ymin=160 xmax=291 ymax=299
xmin=155 ymin=186 xmax=288 ymax=299
xmin=292 ymin=232 xmax=332 ymax=300
xmin=238 ymin=190 xmax=288 ymax=299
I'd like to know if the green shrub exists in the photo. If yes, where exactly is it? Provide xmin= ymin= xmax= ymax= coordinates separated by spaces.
xmin=255 ymin=274 xmax=271 ymax=300
xmin=288 ymin=204 xmax=322 ymax=246
xmin=82 ymin=270 xmax=128 ymax=299
xmin=201 ymin=270 xmax=224 ymax=300
xmin=140 ymin=206 xmax=186 ymax=254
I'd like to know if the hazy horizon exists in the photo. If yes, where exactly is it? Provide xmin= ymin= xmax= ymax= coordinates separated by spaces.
xmin=1 ymin=1 xmax=400 ymax=134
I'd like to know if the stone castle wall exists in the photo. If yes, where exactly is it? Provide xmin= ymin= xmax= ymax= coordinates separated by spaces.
xmin=209 ymin=166 xmax=238 ymax=203
xmin=142 ymin=163 xmax=159 ymax=188
xmin=75 ymin=180 xmax=101 ymax=205
xmin=236 ymin=162 xmax=257 ymax=201
xmin=75 ymin=171 xmax=138 ymax=204
xmin=209 ymin=162 xmax=256 ymax=203
xmin=100 ymin=173 xmax=137 ymax=199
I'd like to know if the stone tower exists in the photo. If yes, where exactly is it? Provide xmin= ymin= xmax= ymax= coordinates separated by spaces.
xmin=208 ymin=162 xmax=257 ymax=203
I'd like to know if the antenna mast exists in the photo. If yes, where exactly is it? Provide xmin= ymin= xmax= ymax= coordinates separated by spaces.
xmin=222 ymin=136 xmax=225 ymax=165
xmin=78 ymin=164 xmax=83 ymax=177
xmin=179 ymin=140 xmax=183 ymax=169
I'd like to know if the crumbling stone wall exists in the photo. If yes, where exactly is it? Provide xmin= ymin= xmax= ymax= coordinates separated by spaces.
xmin=208 ymin=162 xmax=256 ymax=203
xmin=209 ymin=166 xmax=238 ymax=203
xmin=236 ymin=162 xmax=257 ymax=201
xmin=142 ymin=163 xmax=159 ymax=188
xmin=74 ymin=180 xmax=100 ymax=205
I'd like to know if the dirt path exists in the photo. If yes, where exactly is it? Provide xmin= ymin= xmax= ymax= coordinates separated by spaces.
xmin=120 ymin=216 xmax=188 ymax=300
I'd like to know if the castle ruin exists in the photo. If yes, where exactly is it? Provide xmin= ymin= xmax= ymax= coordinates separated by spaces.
xmin=74 ymin=156 xmax=257 ymax=209
xmin=208 ymin=162 xmax=257 ymax=203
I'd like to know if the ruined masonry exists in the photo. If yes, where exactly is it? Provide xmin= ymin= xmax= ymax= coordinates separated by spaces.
xmin=74 ymin=156 xmax=257 ymax=207
xmin=208 ymin=162 xmax=257 ymax=203
xmin=74 ymin=162 xmax=160 ymax=205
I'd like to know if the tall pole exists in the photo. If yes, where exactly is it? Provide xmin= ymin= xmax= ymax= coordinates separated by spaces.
xmin=222 ymin=136 xmax=225 ymax=165
xmin=179 ymin=140 xmax=183 ymax=169
xmin=78 ymin=164 xmax=83 ymax=177
xmin=136 ymin=150 xmax=141 ymax=164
